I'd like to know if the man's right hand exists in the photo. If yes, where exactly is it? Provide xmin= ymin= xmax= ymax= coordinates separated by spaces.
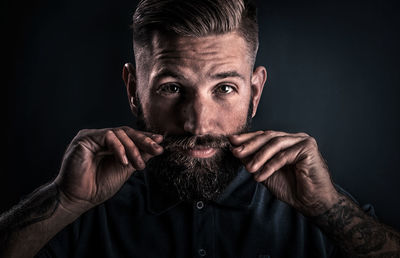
xmin=54 ymin=127 xmax=164 ymax=215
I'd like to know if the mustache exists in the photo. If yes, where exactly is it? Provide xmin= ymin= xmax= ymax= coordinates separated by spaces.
xmin=160 ymin=134 xmax=233 ymax=151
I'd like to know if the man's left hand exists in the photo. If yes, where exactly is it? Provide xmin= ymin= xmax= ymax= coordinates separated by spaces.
xmin=229 ymin=130 xmax=339 ymax=216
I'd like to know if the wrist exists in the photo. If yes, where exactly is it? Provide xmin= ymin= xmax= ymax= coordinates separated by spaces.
xmin=55 ymin=184 xmax=93 ymax=217
xmin=300 ymin=189 xmax=341 ymax=217
xmin=316 ymin=190 xmax=341 ymax=215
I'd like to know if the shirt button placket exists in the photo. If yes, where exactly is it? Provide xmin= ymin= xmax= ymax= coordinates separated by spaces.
xmin=193 ymin=201 xmax=213 ymax=257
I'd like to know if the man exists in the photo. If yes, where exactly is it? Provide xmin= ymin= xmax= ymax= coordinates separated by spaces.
xmin=1 ymin=0 xmax=400 ymax=257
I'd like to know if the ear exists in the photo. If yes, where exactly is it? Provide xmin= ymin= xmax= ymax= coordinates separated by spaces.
xmin=122 ymin=63 xmax=138 ymax=116
xmin=250 ymin=66 xmax=267 ymax=118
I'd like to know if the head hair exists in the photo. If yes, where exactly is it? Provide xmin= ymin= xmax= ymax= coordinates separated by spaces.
xmin=132 ymin=0 xmax=259 ymax=66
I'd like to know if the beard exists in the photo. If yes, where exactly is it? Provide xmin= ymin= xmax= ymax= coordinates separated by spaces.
xmin=146 ymin=135 xmax=242 ymax=201
xmin=136 ymin=100 xmax=253 ymax=202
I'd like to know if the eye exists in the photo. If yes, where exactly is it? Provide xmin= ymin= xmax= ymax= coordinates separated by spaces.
xmin=215 ymin=84 xmax=234 ymax=94
xmin=158 ymin=83 xmax=181 ymax=94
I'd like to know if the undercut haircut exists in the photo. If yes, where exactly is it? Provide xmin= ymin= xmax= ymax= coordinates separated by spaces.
xmin=132 ymin=0 xmax=259 ymax=66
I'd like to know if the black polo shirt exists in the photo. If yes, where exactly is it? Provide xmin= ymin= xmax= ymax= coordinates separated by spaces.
xmin=35 ymin=167 xmax=374 ymax=258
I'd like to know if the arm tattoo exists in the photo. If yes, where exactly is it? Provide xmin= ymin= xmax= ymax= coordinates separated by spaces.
xmin=312 ymin=195 xmax=400 ymax=257
xmin=0 ymin=183 xmax=60 ymax=248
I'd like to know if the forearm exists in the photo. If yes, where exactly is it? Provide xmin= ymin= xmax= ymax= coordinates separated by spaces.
xmin=311 ymin=193 xmax=400 ymax=257
xmin=0 ymin=183 xmax=81 ymax=258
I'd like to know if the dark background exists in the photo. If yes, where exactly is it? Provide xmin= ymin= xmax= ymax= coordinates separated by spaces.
xmin=3 ymin=0 xmax=400 ymax=230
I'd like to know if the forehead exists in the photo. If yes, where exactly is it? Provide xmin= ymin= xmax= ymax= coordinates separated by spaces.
xmin=137 ymin=32 xmax=252 ymax=82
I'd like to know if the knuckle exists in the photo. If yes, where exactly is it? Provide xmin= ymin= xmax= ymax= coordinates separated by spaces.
xmin=119 ymin=126 xmax=130 ymax=131
xmin=104 ymin=130 xmax=117 ymax=142
xmin=126 ymin=140 xmax=136 ymax=150
xmin=143 ymin=136 xmax=153 ymax=144
xmin=69 ymin=139 xmax=91 ymax=155
xmin=250 ymin=156 xmax=263 ymax=171
xmin=121 ymin=134 xmax=135 ymax=146
xmin=137 ymin=135 xmax=154 ymax=149
xmin=306 ymin=137 xmax=318 ymax=148
xmin=268 ymin=162 xmax=279 ymax=172
xmin=130 ymin=145 xmax=141 ymax=157
xmin=73 ymin=130 xmax=92 ymax=144
xmin=76 ymin=129 xmax=90 ymax=138
xmin=105 ymin=129 xmax=115 ymax=137
xmin=263 ymin=130 xmax=274 ymax=135
xmin=77 ymin=128 xmax=88 ymax=134
xmin=271 ymin=136 xmax=283 ymax=145
xmin=116 ymin=144 xmax=125 ymax=154
xmin=112 ymin=128 xmax=124 ymax=135
xmin=121 ymin=126 xmax=136 ymax=134
xmin=254 ymin=130 xmax=263 ymax=135
xmin=246 ymin=163 xmax=257 ymax=173
xmin=234 ymin=143 xmax=246 ymax=157
xmin=135 ymin=133 xmax=146 ymax=141
xmin=276 ymin=151 xmax=286 ymax=160
xmin=72 ymin=139 xmax=87 ymax=150
xmin=253 ymin=152 xmax=263 ymax=164
xmin=262 ymin=163 xmax=271 ymax=172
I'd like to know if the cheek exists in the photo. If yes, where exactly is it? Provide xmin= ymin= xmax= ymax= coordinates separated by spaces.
xmin=216 ymin=99 xmax=250 ymax=133
xmin=142 ymin=93 xmax=251 ymax=135
xmin=146 ymin=98 xmax=180 ymax=130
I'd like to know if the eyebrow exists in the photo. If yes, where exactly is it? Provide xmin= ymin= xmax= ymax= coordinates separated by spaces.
xmin=153 ymin=68 xmax=245 ymax=82
xmin=153 ymin=69 xmax=187 ymax=82
xmin=210 ymin=71 xmax=246 ymax=81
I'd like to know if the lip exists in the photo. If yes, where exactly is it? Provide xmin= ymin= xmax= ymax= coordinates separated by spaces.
xmin=186 ymin=146 xmax=217 ymax=158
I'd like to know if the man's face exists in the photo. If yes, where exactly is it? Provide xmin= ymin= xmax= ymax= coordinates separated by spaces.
xmin=125 ymin=32 xmax=266 ymax=201
xmin=135 ymin=31 xmax=261 ymax=139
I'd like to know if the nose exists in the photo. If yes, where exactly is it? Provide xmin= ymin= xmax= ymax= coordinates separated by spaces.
xmin=182 ymin=94 xmax=215 ymax=135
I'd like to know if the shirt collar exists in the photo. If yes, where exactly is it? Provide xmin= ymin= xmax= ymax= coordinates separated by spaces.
xmin=144 ymin=166 xmax=259 ymax=215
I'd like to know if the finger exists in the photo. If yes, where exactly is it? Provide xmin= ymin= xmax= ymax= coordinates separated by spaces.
xmin=104 ymin=130 xmax=129 ymax=165
xmin=230 ymin=130 xmax=307 ymax=145
xmin=113 ymin=129 xmax=146 ymax=170
xmin=141 ymin=131 xmax=164 ymax=144
xmin=228 ymin=130 xmax=265 ymax=146
xmin=245 ymin=135 xmax=307 ymax=173
xmin=254 ymin=140 xmax=307 ymax=182
xmin=119 ymin=126 xmax=163 ymax=141
xmin=141 ymin=152 xmax=155 ymax=162
xmin=122 ymin=127 xmax=164 ymax=155
xmin=231 ymin=131 xmax=288 ymax=158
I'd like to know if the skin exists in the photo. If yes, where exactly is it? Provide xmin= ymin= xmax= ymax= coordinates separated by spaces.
xmin=229 ymin=130 xmax=338 ymax=216
xmin=127 ymin=31 xmax=264 ymax=136
xmin=1 ymin=31 xmax=400 ymax=257
xmin=124 ymin=31 xmax=336 ymax=217
xmin=55 ymin=29 xmax=270 ymax=213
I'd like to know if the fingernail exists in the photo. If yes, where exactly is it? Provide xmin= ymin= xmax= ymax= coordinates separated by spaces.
xmin=151 ymin=134 xmax=163 ymax=141
xmin=234 ymin=145 xmax=244 ymax=152
xmin=123 ymin=155 xmax=129 ymax=165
